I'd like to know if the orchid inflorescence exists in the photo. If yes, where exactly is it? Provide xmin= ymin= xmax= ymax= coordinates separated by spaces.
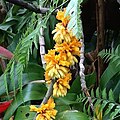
xmin=30 ymin=9 xmax=82 ymax=120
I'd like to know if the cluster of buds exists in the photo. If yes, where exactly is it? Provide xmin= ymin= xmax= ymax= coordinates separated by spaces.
xmin=45 ymin=9 xmax=82 ymax=97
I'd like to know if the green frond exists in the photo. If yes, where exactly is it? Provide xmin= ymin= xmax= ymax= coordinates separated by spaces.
xmin=16 ymin=63 xmax=23 ymax=100
xmin=3 ymin=13 xmax=40 ymax=97
xmin=3 ymin=6 xmax=55 ymax=98
xmin=109 ymin=89 xmax=114 ymax=102
xmin=3 ymin=59 xmax=14 ymax=95
xmin=110 ymin=106 xmax=120 ymax=120
xmin=10 ymin=62 xmax=16 ymax=97
xmin=4 ymin=74 xmax=8 ymax=96
xmin=99 ymin=45 xmax=120 ymax=68
xmin=77 ymin=88 xmax=120 ymax=119
xmin=65 ymin=0 xmax=83 ymax=39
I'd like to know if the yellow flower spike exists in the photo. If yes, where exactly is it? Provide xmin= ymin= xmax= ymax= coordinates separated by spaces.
xmin=55 ymin=64 xmax=60 ymax=69
xmin=46 ymin=65 xmax=68 ymax=79
xmin=59 ymin=60 xmax=70 ymax=67
xmin=53 ymin=73 xmax=72 ymax=97
xmin=55 ymin=38 xmax=81 ymax=56
xmin=59 ymin=66 xmax=69 ymax=73
xmin=30 ymin=98 xmax=57 ymax=120
xmin=45 ymin=71 xmax=52 ymax=84
xmin=52 ymin=23 xmax=72 ymax=43
xmin=54 ymin=38 xmax=81 ymax=66
xmin=56 ymin=9 xmax=70 ymax=27
xmin=57 ymin=69 xmax=65 ymax=78
xmin=30 ymin=105 xmax=38 ymax=112
xmin=44 ymin=48 xmax=71 ymax=79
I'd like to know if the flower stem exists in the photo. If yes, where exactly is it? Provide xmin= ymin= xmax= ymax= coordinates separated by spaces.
xmin=33 ymin=79 xmax=56 ymax=120
xmin=79 ymin=38 xmax=94 ymax=111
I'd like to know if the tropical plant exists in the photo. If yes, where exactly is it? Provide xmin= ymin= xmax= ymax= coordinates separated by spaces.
xmin=0 ymin=0 xmax=120 ymax=120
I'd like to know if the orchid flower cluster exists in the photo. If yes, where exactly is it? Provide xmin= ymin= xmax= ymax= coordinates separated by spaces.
xmin=45 ymin=9 xmax=82 ymax=97
xmin=30 ymin=98 xmax=57 ymax=120
xmin=30 ymin=9 xmax=82 ymax=120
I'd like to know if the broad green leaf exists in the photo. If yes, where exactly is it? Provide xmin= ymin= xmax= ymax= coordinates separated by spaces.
xmin=0 ymin=63 xmax=44 ymax=96
xmin=112 ymin=75 xmax=120 ymax=101
xmin=100 ymin=62 xmax=120 ymax=90
xmin=69 ymin=71 xmax=96 ymax=94
xmin=85 ymin=71 xmax=96 ymax=87
xmin=4 ymin=83 xmax=47 ymax=120
xmin=56 ymin=110 xmax=89 ymax=120
xmin=56 ymin=105 xmax=71 ymax=113
xmin=91 ymin=89 xmax=94 ymax=97
xmin=55 ymin=93 xmax=78 ymax=106
xmin=14 ymin=106 xmax=36 ymax=120
xmin=69 ymin=76 xmax=81 ymax=94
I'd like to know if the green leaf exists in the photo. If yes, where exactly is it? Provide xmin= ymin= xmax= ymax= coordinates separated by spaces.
xmin=85 ymin=71 xmax=96 ymax=87
xmin=15 ymin=12 xmax=32 ymax=32
xmin=102 ymin=88 xmax=107 ymax=99
xmin=100 ymin=62 xmax=120 ymax=90
xmin=108 ymin=89 xmax=114 ymax=102
xmin=69 ymin=76 xmax=81 ymax=94
xmin=109 ymin=106 xmax=120 ymax=120
xmin=55 ymin=93 xmax=78 ymax=106
xmin=14 ymin=106 xmax=36 ymax=120
xmin=112 ymin=75 xmax=120 ymax=101
xmin=65 ymin=0 xmax=83 ymax=39
xmin=96 ymin=87 xmax=100 ymax=98
xmin=104 ymin=103 xmax=115 ymax=116
xmin=69 ymin=71 xmax=96 ymax=94
xmin=56 ymin=110 xmax=89 ymax=120
xmin=4 ymin=83 xmax=47 ymax=120
xmin=56 ymin=105 xmax=71 ymax=113
xmin=0 ymin=63 xmax=44 ymax=96
xmin=0 ymin=21 xmax=17 ymax=31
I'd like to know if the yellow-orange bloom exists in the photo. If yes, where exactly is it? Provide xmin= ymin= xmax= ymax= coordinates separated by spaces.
xmin=46 ymin=64 xmax=69 ymax=79
xmin=52 ymin=23 xmax=72 ymax=43
xmin=30 ymin=98 xmax=57 ymax=120
xmin=44 ymin=49 xmax=56 ymax=64
xmin=53 ymin=73 xmax=72 ymax=97
xmin=44 ymin=49 xmax=69 ymax=66
xmin=54 ymin=38 xmax=81 ymax=66
xmin=45 ymin=71 xmax=52 ymax=84
xmin=55 ymin=37 xmax=81 ymax=56
xmin=44 ymin=49 xmax=70 ymax=79
xmin=56 ymin=9 xmax=70 ymax=26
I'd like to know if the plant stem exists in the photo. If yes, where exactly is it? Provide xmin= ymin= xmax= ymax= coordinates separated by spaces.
xmin=6 ymin=0 xmax=49 ymax=13
xmin=33 ymin=79 xmax=56 ymax=120
xmin=79 ymin=38 xmax=94 ymax=111
xmin=39 ymin=27 xmax=46 ymax=68
xmin=96 ymin=0 xmax=105 ymax=85
xmin=5 ymin=0 xmax=69 ymax=14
